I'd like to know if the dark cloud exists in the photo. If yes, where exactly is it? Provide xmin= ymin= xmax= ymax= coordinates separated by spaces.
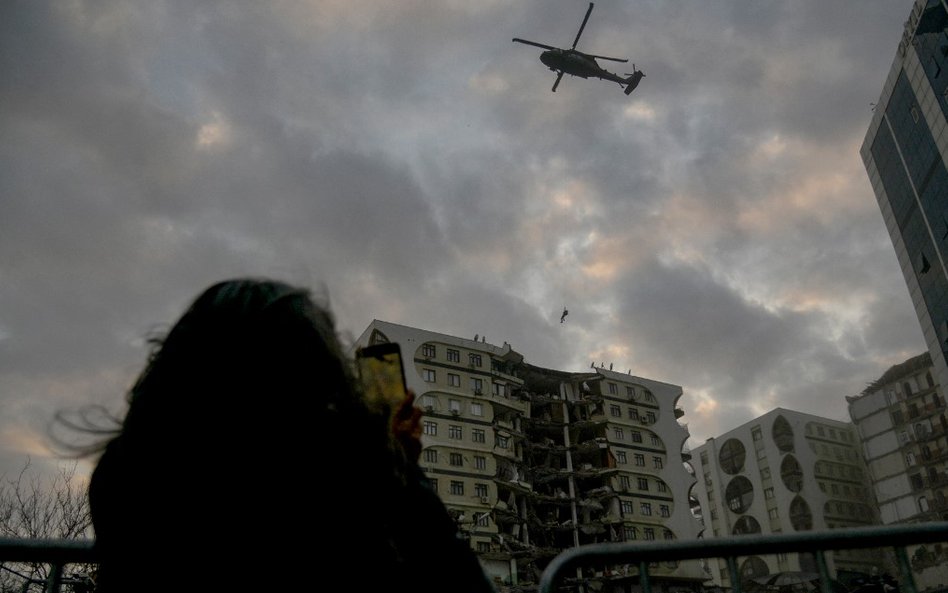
xmin=0 ymin=0 xmax=928 ymax=477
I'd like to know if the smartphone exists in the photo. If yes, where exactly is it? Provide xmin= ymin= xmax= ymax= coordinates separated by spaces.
xmin=355 ymin=342 xmax=409 ymax=414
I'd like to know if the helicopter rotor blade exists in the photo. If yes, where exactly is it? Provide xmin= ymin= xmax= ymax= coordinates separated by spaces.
xmin=551 ymin=71 xmax=564 ymax=92
xmin=571 ymin=2 xmax=594 ymax=49
xmin=585 ymin=53 xmax=629 ymax=63
xmin=512 ymin=38 xmax=557 ymax=51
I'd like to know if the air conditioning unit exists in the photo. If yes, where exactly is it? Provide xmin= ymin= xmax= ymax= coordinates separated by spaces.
xmin=451 ymin=409 xmax=461 ymax=416
xmin=480 ymin=496 xmax=491 ymax=504
xmin=424 ymin=405 xmax=434 ymax=413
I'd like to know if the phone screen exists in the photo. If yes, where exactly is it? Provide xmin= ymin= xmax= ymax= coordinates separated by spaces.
xmin=356 ymin=343 xmax=408 ymax=412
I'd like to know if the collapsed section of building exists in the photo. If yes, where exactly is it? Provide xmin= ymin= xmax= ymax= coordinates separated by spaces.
xmin=356 ymin=320 xmax=707 ymax=593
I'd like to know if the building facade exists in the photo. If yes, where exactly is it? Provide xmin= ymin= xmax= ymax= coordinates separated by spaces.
xmin=861 ymin=0 xmax=948 ymax=393
xmin=692 ymin=409 xmax=880 ymax=588
xmin=355 ymin=320 xmax=706 ymax=592
xmin=847 ymin=352 xmax=948 ymax=587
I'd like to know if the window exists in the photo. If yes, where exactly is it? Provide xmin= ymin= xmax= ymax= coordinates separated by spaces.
xmin=470 ymin=402 xmax=483 ymax=417
xmin=644 ymin=391 xmax=655 ymax=403
xmin=448 ymin=373 xmax=461 ymax=388
xmin=650 ymin=434 xmax=661 ymax=446
xmin=477 ymin=541 xmax=491 ymax=552
xmin=761 ymin=468 xmax=771 ymax=479
xmin=614 ymin=427 xmax=625 ymax=440
xmin=768 ymin=508 xmax=779 ymax=519
xmin=646 ymin=411 xmax=656 ymax=424
xmin=656 ymin=481 xmax=668 ymax=493
xmin=664 ymin=529 xmax=674 ymax=540
xmin=620 ymin=475 xmax=632 ymax=491
xmin=429 ymin=478 xmax=438 ymax=492
xmin=450 ymin=481 xmax=464 ymax=495
xmin=422 ymin=344 xmax=436 ymax=358
xmin=492 ymin=382 xmax=505 ymax=396
xmin=829 ymin=428 xmax=837 ymax=440
xmin=629 ymin=408 xmax=640 ymax=421
xmin=752 ymin=428 xmax=763 ymax=441
xmin=616 ymin=450 xmax=627 ymax=464
xmin=470 ymin=377 xmax=483 ymax=394
xmin=817 ymin=426 xmax=825 ymax=437
xmin=424 ymin=449 xmax=438 ymax=463
xmin=449 ymin=399 xmax=461 ymax=414
xmin=634 ymin=454 xmax=645 ymax=467
xmin=624 ymin=526 xmax=637 ymax=541
xmin=447 ymin=348 xmax=460 ymax=362
xmin=631 ymin=431 xmax=643 ymax=443
xmin=610 ymin=405 xmax=621 ymax=417
xmin=423 ymin=421 xmax=437 ymax=436
xmin=644 ymin=527 xmax=655 ymax=540
xmin=472 ymin=428 xmax=486 ymax=443
xmin=450 ymin=452 xmax=463 ymax=466
xmin=421 ymin=395 xmax=436 ymax=409
xmin=423 ymin=369 xmax=436 ymax=382
xmin=608 ymin=383 xmax=617 ymax=395
xmin=475 ymin=483 xmax=488 ymax=498
xmin=660 ymin=505 xmax=670 ymax=517
xmin=621 ymin=500 xmax=634 ymax=515
xmin=641 ymin=502 xmax=652 ymax=516
xmin=469 ymin=353 xmax=482 ymax=367
xmin=496 ymin=435 xmax=509 ymax=449
xmin=449 ymin=425 xmax=462 ymax=440
xmin=626 ymin=385 xmax=636 ymax=399
xmin=764 ymin=487 xmax=774 ymax=500
xmin=653 ymin=456 xmax=663 ymax=469
xmin=476 ymin=513 xmax=489 ymax=527
xmin=474 ymin=455 xmax=487 ymax=470
xmin=638 ymin=477 xmax=649 ymax=491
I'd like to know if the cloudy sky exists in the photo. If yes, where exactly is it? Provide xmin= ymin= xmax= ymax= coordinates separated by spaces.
xmin=0 ymin=0 xmax=927 ymax=479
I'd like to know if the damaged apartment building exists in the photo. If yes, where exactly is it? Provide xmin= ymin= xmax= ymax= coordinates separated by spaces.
xmin=355 ymin=320 xmax=707 ymax=593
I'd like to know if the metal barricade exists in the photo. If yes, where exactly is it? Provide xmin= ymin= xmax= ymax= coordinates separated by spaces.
xmin=0 ymin=538 xmax=96 ymax=593
xmin=539 ymin=522 xmax=948 ymax=593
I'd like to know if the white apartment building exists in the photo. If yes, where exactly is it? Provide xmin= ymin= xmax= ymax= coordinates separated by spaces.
xmin=693 ymin=409 xmax=880 ymax=588
xmin=355 ymin=320 xmax=706 ymax=593
xmin=847 ymin=352 xmax=948 ymax=589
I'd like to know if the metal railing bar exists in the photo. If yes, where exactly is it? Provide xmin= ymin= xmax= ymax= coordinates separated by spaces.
xmin=895 ymin=545 xmax=917 ymax=593
xmin=815 ymin=549 xmax=834 ymax=593
xmin=639 ymin=560 xmax=651 ymax=593
xmin=0 ymin=538 xmax=96 ymax=564
xmin=44 ymin=563 xmax=62 ymax=593
xmin=538 ymin=522 xmax=948 ymax=593
xmin=726 ymin=555 xmax=741 ymax=593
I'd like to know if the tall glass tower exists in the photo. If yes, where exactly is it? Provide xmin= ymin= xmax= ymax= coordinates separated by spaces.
xmin=861 ymin=0 xmax=948 ymax=390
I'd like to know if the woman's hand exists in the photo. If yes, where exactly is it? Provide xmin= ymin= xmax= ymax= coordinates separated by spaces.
xmin=392 ymin=389 xmax=423 ymax=461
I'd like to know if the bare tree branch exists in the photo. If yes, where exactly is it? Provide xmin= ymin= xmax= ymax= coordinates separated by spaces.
xmin=0 ymin=459 xmax=93 ymax=593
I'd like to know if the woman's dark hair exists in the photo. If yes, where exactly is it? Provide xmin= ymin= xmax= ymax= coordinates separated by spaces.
xmin=88 ymin=278 xmax=406 ymax=590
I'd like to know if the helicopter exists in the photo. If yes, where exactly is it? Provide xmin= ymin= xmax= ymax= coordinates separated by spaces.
xmin=513 ymin=2 xmax=644 ymax=95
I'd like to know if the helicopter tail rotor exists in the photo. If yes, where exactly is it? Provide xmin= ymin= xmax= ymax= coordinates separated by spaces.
xmin=623 ymin=67 xmax=645 ymax=95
